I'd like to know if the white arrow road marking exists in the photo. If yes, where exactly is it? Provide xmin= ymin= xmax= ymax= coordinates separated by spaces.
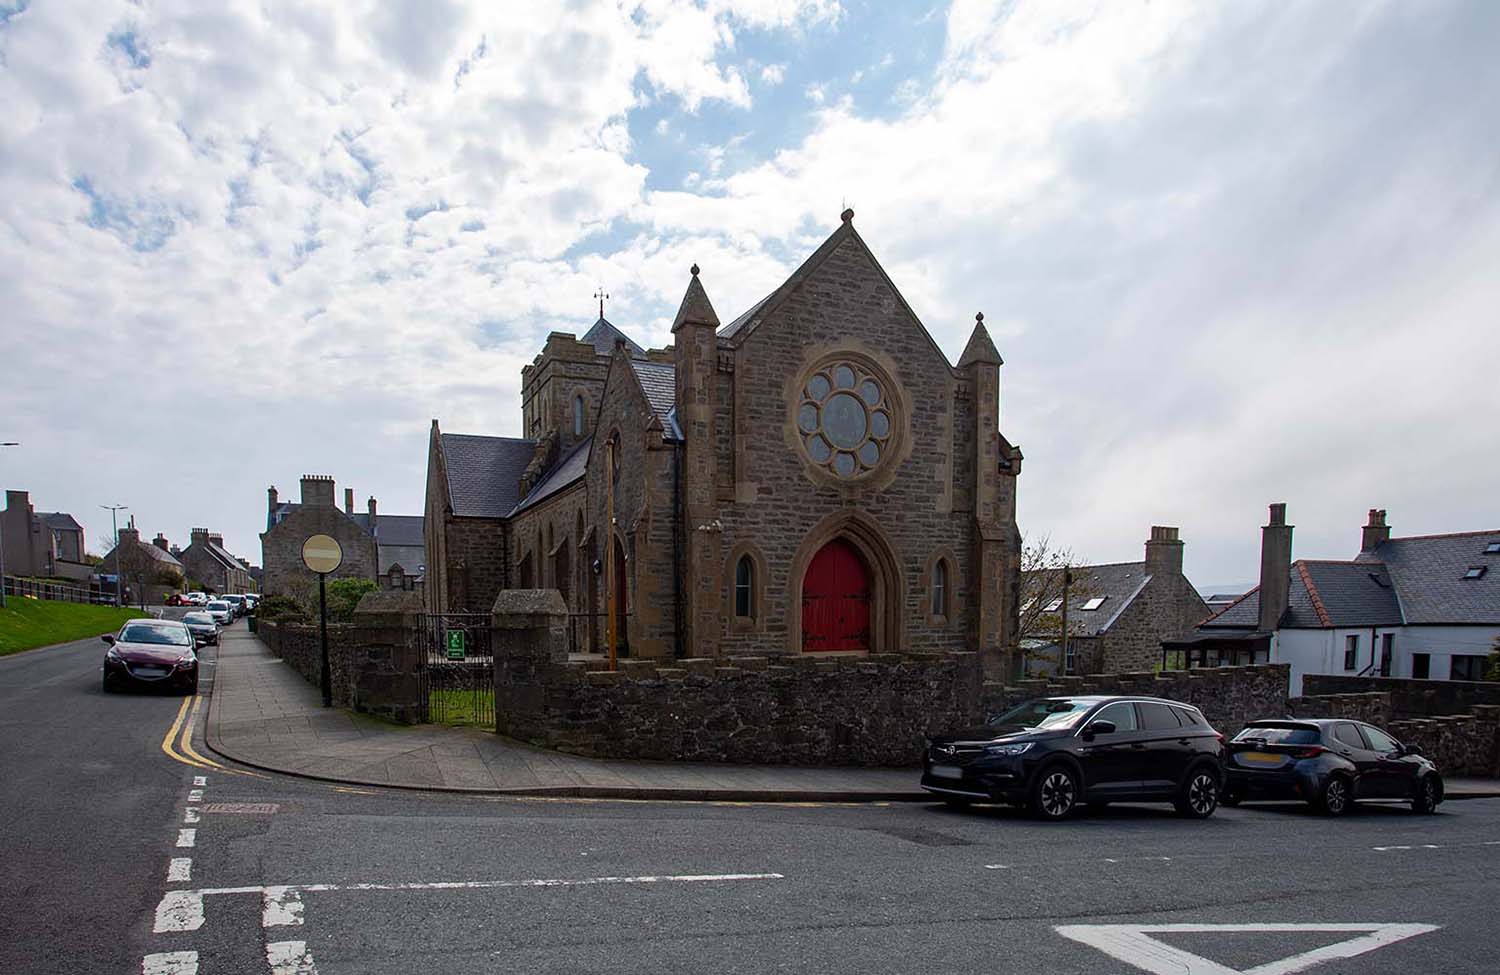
xmin=263 ymin=887 xmax=305 ymax=927
xmin=167 ymin=858 xmax=192 ymax=883
xmin=141 ymin=950 xmax=198 ymax=974
xmin=266 ymin=941 xmax=318 ymax=975
xmin=1054 ymin=922 xmax=1440 ymax=975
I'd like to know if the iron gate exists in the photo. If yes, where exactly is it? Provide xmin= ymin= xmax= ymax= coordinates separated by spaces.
xmin=414 ymin=613 xmax=494 ymax=727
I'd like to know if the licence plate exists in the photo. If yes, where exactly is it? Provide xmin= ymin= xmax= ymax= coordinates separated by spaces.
xmin=931 ymin=765 xmax=963 ymax=780
xmin=134 ymin=666 xmax=167 ymax=676
xmin=1238 ymin=751 xmax=1284 ymax=765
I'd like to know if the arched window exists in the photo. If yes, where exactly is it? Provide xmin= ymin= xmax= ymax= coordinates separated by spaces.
xmin=734 ymin=555 xmax=755 ymax=619
xmin=572 ymin=394 xmax=585 ymax=437
xmin=931 ymin=559 xmax=949 ymax=618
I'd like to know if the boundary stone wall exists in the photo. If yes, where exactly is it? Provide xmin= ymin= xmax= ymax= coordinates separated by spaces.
xmin=257 ymin=618 xmax=356 ymax=708
xmin=1301 ymin=675 xmax=1500 ymax=721
xmin=491 ymin=590 xmax=1291 ymax=766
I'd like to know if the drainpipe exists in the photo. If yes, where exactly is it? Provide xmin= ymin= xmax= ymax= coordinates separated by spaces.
xmin=672 ymin=441 xmax=684 ymax=659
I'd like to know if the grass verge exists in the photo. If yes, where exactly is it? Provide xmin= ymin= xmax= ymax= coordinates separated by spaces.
xmin=428 ymin=688 xmax=495 ymax=728
xmin=0 ymin=597 xmax=142 ymax=656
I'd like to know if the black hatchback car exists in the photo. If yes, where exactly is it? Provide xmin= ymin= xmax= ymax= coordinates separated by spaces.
xmin=923 ymin=696 xmax=1226 ymax=819
xmin=1223 ymin=719 xmax=1443 ymax=815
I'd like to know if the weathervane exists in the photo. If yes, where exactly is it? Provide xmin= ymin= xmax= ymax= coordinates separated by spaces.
xmin=594 ymin=287 xmax=609 ymax=320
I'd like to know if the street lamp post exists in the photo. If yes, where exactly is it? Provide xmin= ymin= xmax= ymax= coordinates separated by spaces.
xmin=100 ymin=504 xmax=128 ymax=606
xmin=0 ymin=442 xmax=19 ymax=608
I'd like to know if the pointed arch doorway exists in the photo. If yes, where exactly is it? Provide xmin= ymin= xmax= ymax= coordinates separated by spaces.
xmin=801 ymin=538 xmax=872 ymax=652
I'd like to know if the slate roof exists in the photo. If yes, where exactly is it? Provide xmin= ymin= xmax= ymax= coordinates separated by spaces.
xmin=511 ymin=437 xmax=591 ymax=516
xmin=1201 ymin=560 xmax=1403 ymax=630
xmin=581 ymin=317 xmax=646 ymax=358
xmin=367 ymin=514 xmax=425 ymax=547
xmin=39 ymin=512 xmax=83 ymax=532
xmin=1357 ymin=531 xmax=1500 ymax=625
xmin=440 ymin=433 xmax=538 ymax=519
xmin=631 ymin=360 xmax=677 ymax=430
xmin=1067 ymin=562 xmax=1153 ymax=636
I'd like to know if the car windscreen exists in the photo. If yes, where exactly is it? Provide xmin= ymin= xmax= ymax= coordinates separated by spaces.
xmin=987 ymin=698 xmax=1092 ymax=731
xmin=182 ymin=614 xmax=213 ymax=624
xmin=119 ymin=624 xmax=192 ymax=647
xmin=206 ymin=602 xmax=229 ymax=611
xmin=1233 ymin=725 xmax=1321 ymax=745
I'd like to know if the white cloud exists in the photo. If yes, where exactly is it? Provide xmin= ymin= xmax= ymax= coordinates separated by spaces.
xmin=760 ymin=62 xmax=786 ymax=85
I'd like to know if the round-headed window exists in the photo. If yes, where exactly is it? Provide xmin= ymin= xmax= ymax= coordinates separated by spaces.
xmin=796 ymin=360 xmax=895 ymax=479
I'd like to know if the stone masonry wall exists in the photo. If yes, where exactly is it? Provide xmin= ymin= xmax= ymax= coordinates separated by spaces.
xmin=983 ymin=665 xmax=1292 ymax=739
xmin=260 ymin=506 xmax=378 ymax=599
xmin=257 ymin=619 xmax=356 ymax=708
xmin=1301 ymin=674 xmax=1500 ymax=720
xmin=1290 ymin=688 xmax=1500 ymax=776
xmin=1091 ymin=573 xmax=1212 ymax=674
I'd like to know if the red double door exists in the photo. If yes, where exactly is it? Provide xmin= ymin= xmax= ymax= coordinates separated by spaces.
xmin=801 ymin=539 xmax=871 ymax=652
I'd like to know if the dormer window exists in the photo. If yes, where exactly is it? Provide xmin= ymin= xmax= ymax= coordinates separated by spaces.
xmin=1464 ymin=566 xmax=1487 ymax=580
xmin=1081 ymin=596 xmax=1107 ymax=611
xmin=1485 ymin=542 xmax=1500 ymax=554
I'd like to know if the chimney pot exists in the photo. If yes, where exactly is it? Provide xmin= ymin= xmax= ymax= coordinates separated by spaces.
xmin=153 ymin=533 xmax=169 ymax=551
xmin=345 ymin=487 xmax=354 ymax=514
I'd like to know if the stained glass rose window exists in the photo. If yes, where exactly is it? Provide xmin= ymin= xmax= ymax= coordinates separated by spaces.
xmin=796 ymin=361 xmax=894 ymax=478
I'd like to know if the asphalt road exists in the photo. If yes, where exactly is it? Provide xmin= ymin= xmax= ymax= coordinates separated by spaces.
xmin=3 ymin=625 xmax=1498 ymax=974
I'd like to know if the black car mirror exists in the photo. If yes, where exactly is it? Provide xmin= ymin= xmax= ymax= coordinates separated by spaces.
xmin=1403 ymin=743 xmax=1423 ymax=757
xmin=1082 ymin=720 xmax=1116 ymax=740
xmin=101 ymin=634 xmax=115 ymax=645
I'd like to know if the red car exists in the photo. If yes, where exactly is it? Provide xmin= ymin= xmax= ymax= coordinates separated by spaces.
xmin=164 ymin=592 xmax=189 ymax=606
xmin=101 ymin=619 xmax=200 ymax=694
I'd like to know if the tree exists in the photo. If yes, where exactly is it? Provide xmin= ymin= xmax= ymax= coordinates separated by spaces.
xmin=326 ymin=577 xmax=379 ymax=622
xmin=1485 ymin=634 xmax=1500 ymax=682
xmin=1017 ymin=533 xmax=1094 ymax=676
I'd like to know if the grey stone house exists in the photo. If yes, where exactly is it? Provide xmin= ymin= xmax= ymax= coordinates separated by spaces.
xmin=99 ymin=522 xmax=186 ymax=601
xmin=424 ymin=211 xmax=1025 ymax=673
xmin=260 ymin=476 xmax=423 ymax=599
xmin=1025 ymin=526 xmax=1212 ymax=676
xmin=1 ymin=490 xmax=90 ymax=580
xmin=178 ymin=529 xmax=255 ymax=594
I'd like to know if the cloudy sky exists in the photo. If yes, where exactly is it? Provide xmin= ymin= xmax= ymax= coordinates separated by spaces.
xmin=2 ymin=0 xmax=1497 ymax=589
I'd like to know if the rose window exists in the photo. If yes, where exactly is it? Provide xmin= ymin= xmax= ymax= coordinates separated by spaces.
xmin=796 ymin=362 xmax=893 ymax=478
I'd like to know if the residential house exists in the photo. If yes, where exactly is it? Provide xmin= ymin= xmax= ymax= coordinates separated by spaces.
xmin=1 ymin=490 xmax=91 ymax=581
xmin=1169 ymin=505 xmax=1500 ymax=694
xmin=179 ymin=528 xmax=256 ymax=594
xmin=261 ymin=477 xmax=424 ymax=599
xmin=98 ymin=521 xmax=186 ymax=602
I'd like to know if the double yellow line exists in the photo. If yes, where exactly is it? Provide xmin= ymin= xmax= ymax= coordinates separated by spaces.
xmin=160 ymin=694 xmax=260 ymax=776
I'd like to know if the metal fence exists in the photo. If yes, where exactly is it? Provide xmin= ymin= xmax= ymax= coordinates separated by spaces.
xmin=3 ymin=575 xmax=115 ymax=605
xmin=413 ymin=613 xmax=494 ymax=728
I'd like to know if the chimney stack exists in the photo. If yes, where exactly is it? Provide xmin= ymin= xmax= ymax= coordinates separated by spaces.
xmin=267 ymin=485 xmax=278 ymax=511
xmin=191 ymin=528 xmax=210 ymax=547
xmin=153 ymin=533 xmax=169 ymax=552
xmin=1144 ymin=526 xmax=1184 ymax=577
xmin=1257 ymin=503 xmax=1294 ymax=632
xmin=367 ymin=496 xmax=378 ymax=532
xmin=117 ymin=525 xmax=140 ymax=546
xmin=208 ymin=533 xmax=223 ymax=548
xmin=1361 ymin=508 xmax=1391 ymax=552
xmin=345 ymin=488 xmax=355 ymax=514
xmin=300 ymin=475 xmax=335 ymax=507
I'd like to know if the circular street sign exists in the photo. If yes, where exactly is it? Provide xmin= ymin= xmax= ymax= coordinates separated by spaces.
xmin=301 ymin=534 xmax=343 ymax=574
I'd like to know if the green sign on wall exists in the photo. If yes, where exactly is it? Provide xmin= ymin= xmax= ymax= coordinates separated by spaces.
xmin=445 ymin=629 xmax=466 ymax=660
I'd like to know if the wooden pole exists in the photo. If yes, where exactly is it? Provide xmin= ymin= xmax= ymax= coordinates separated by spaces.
xmin=1060 ymin=565 xmax=1072 ymax=675
xmin=605 ymin=436 xmax=617 ymax=672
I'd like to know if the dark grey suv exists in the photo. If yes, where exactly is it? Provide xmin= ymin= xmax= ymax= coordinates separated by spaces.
xmin=922 ymin=696 xmax=1226 ymax=820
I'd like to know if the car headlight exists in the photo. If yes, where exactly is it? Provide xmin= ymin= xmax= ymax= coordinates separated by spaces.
xmin=983 ymin=742 xmax=1034 ymax=757
xmin=106 ymin=646 xmax=124 ymax=660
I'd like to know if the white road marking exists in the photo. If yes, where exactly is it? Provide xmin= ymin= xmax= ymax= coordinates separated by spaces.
xmin=176 ymin=829 xmax=196 ymax=848
xmin=168 ymin=858 xmax=192 ymax=883
xmin=266 ymin=941 xmax=318 ymax=974
xmin=263 ymin=886 xmax=305 ymax=927
xmin=187 ymin=789 xmax=204 ymax=802
xmin=1374 ymin=844 xmax=1441 ymax=852
xmin=1056 ymin=922 xmax=1440 ymax=975
xmin=183 ymin=808 xmax=200 ymax=824
xmin=141 ymin=951 xmax=198 ymax=974
xmin=983 ymin=864 xmax=1010 ymax=870
xmin=152 ymin=872 xmax=782 ymax=934
xmin=192 ymin=776 xmax=207 ymax=786
xmin=154 ymin=890 xmax=206 ymax=933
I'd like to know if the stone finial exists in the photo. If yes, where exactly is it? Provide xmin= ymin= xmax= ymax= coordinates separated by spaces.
xmin=670 ymin=267 xmax=720 ymax=332
xmin=690 ymin=263 xmax=700 ymax=277
xmin=841 ymin=207 xmax=854 ymax=223
xmin=957 ymin=314 xmax=1003 ymax=367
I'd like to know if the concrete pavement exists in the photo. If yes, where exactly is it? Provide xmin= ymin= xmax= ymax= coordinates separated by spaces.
xmin=204 ymin=626 xmax=927 ymax=800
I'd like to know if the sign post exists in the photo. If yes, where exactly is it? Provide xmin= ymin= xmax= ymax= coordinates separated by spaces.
xmin=301 ymin=534 xmax=343 ymax=708
xmin=445 ymin=629 xmax=466 ymax=661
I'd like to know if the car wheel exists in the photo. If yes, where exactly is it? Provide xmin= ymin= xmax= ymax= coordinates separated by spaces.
xmin=1314 ymin=775 xmax=1351 ymax=816
xmin=1030 ymin=765 xmax=1080 ymax=820
xmin=1411 ymin=775 xmax=1441 ymax=815
xmin=1175 ymin=767 xmax=1220 ymax=819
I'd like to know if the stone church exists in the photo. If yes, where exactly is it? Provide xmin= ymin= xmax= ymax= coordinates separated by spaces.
xmin=424 ymin=211 xmax=1023 ymax=674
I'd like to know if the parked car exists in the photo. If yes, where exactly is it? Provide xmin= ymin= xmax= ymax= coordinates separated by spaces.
xmin=185 ymin=592 xmax=208 ymax=606
xmin=221 ymin=594 xmax=247 ymax=617
xmin=923 ymin=695 xmax=1225 ymax=820
xmin=1222 ymin=719 xmax=1443 ymax=815
xmin=101 ymin=619 xmax=199 ymax=694
xmin=242 ymin=593 xmax=259 ymax=612
xmin=164 ymin=592 xmax=189 ymax=606
xmin=181 ymin=611 xmax=221 ymax=647
xmin=205 ymin=600 xmax=234 ymax=626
